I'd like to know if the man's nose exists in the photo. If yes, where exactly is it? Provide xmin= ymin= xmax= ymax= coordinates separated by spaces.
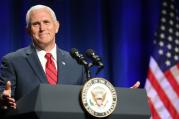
xmin=39 ymin=23 xmax=45 ymax=31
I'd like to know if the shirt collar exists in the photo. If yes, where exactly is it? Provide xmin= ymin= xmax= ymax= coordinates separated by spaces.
xmin=36 ymin=44 xmax=57 ymax=61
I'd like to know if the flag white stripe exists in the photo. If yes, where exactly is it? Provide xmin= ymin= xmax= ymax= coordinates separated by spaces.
xmin=170 ymin=65 xmax=179 ymax=85
xmin=149 ymin=57 xmax=179 ymax=112
xmin=145 ymin=79 xmax=171 ymax=119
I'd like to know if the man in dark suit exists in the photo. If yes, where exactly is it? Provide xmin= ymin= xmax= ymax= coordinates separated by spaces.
xmin=0 ymin=4 xmax=140 ymax=111
xmin=0 ymin=5 xmax=86 ymax=110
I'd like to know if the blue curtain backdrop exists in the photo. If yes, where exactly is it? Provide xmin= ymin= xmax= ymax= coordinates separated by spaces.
xmin=0 ymin=0 xmax=166 ymax=88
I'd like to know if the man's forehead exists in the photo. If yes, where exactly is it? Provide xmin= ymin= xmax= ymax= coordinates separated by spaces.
xmin=30 ymin=8 xmax=53 ymax=20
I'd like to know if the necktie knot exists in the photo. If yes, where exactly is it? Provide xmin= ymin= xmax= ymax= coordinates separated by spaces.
xmin=45 ymin=53 xmax=52 ymax=60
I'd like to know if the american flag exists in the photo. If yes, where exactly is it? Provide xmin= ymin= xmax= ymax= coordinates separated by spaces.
xmin=145 ymin=0 xmax=179 ymax=118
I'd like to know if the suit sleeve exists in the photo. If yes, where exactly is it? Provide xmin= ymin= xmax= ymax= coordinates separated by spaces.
xmin=0 ymin=56 xmax=16 ymax=98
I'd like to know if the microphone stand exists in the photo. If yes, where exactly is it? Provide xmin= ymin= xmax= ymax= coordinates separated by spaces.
xmin=85 ymin=63 xmax=92 ymax=80
xmin=85 ymin=62 xmax=104 ymax=80
xmin=95 ymin=65 xmax=104 ymax=75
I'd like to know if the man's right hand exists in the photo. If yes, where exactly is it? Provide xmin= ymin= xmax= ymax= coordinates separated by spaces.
xmin=0 ymin=81 xmax=16 ymax=109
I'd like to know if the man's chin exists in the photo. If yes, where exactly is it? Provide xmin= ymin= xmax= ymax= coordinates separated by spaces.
xmin=37 ymin=43 xmax=55 ymax=51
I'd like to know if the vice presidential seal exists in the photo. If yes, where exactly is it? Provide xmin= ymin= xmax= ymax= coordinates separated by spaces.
xmin=81 ymin=78 xmax=117 ymax=118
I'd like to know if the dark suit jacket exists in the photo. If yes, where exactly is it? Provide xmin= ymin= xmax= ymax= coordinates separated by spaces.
xmin=0 ymin=45 xmax=86 ymax=100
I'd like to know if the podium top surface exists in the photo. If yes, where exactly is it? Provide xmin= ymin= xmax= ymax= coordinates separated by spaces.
xmin=7 ymin=84 xmax=150 ymax=119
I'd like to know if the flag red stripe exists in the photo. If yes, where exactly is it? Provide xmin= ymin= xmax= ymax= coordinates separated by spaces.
xmin=164 ymin=70 xmax=179 ymax=97
xmin=176 ymin=64 xmax=179 ymax=69
xmin=148 ymin=97 xmax=161 ymax=119
xmin=148 ymin=69 xmax=177 ymax=118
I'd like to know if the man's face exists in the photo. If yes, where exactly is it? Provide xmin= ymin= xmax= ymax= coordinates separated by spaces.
xmin=28 ymin=8 xmax=59 ymax=50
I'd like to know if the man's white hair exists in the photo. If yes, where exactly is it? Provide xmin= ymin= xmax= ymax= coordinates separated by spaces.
xmin=26 ymin=5 xmax=57 ymax=28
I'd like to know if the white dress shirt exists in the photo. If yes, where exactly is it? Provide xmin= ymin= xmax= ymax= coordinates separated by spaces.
xmin=36 ymin=45 xmax=58 ymax=72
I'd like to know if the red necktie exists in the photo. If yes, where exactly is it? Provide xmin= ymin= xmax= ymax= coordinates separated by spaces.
xmin=45 ymin=53 xmax=58 ymax=85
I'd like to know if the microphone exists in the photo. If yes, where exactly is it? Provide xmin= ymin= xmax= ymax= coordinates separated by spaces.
xmin=70 ymin=48 xmax=88 ymax=66
xmin=85 ymin=49 xmax=104 ymax=68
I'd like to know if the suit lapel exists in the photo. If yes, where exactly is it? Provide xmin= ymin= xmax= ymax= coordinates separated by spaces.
xmin=25 ymin=45 xmax=48 ymax=83
xmin=57 ymin=48 xmax=66 ymax=84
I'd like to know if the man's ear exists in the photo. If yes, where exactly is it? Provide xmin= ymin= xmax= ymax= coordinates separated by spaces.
xmin=55 ymin=21 xmax=60 ymax=33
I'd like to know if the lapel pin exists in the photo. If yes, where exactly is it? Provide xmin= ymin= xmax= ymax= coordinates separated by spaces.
xmin=62 ymin=61 xmax=66 ymax=65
